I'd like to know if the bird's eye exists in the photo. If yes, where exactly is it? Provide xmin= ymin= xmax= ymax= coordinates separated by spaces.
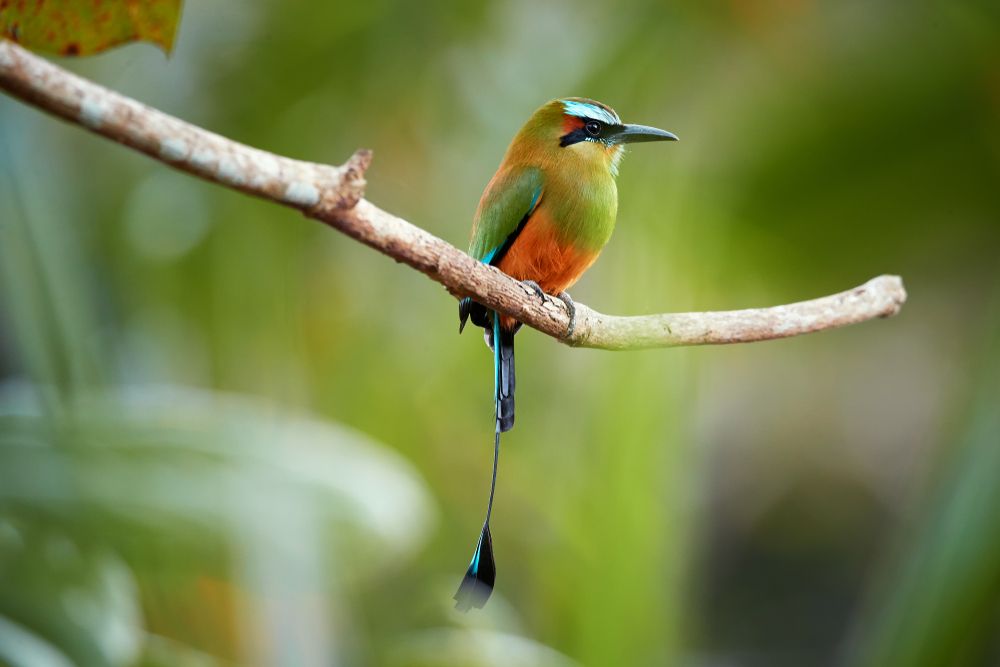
xmin=585 ymin=121 xmax=602 ymax=137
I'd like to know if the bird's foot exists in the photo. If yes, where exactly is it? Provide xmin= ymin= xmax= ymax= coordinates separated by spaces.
xmin=519 ymin=281 xmax=575 ymax=337
xmin=558 ymin=291 xmax=577 ymax=338
xmin=521 ymin=280 xmax=547 ymax=303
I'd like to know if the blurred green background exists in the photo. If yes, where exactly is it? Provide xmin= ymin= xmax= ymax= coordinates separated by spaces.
xmin=2 ymin=1 xmax=999 ymax=666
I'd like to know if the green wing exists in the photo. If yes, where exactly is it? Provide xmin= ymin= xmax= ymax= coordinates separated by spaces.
xmin=469 ymin=166 xmax=543 ymax=264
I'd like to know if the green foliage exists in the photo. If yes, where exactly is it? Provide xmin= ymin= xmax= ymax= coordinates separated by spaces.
xmin=0 ymin=522 xmax=141 ymax=667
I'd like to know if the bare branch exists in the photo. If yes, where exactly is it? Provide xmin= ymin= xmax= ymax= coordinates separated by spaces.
xmin=568 ymin=275 xmax=905 ymax=350
xmin=0 ymin=40 xmax=906 ymax=350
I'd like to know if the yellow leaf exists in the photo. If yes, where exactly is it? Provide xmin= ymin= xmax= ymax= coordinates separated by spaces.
xmin=1 ymin=0 xmax=182 ymax=56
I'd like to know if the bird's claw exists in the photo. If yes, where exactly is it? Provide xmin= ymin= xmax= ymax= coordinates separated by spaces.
xmin=521 ymin=280 xmax=547 ymax=302
xmin=519 ymin=281 xmax=576 ymax=337
xmin=558 ymin=291 xmax=576 ymax=338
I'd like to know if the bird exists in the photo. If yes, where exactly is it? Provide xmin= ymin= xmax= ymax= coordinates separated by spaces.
xmin=453 ymin=98 xmax=677 ymax=611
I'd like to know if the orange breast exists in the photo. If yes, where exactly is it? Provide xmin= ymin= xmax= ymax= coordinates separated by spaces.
xmin=495 ymin=207 xmax=599 ymax=328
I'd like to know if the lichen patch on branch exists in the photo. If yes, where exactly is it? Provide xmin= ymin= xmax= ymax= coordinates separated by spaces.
xmin=284 ymin=181 xmax=321 ymax=208
xmin=159 ymin=137 xmax=188 ymax=161
xmin=79 ymin=95 xmax=108 ymax=128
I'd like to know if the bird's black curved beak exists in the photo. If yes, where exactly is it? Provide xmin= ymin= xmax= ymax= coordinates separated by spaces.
xmin=614 ymin=124 xmax=678 ymax=144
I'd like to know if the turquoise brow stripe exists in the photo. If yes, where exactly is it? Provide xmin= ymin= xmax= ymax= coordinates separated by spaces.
xmin=560 ymin=100 xmax=620 ymax=125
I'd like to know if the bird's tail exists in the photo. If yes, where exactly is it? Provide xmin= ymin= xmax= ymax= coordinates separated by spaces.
xmin=454 ymin=312 xmax=514 ymax=611
xmin=458 ymin=302 xmax=515 ymax=431
xmin=454 ymin=426 xmax=500 ymax=611
xmin=493 ymin=314 xmax=516 ymax=433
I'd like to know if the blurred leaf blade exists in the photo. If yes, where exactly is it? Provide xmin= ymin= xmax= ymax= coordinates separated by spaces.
xmin=0 ymin=614 xmax=76 ymax=667
xmin=0 ymin=520 xmax=144 ymax=667
xmin=0 ymin=382 xmax=439 ymax=663
xmin=0 ymin=383 xmax=437 ymax=578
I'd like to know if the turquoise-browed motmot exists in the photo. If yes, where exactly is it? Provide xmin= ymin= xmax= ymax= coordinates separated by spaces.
xmin=454 ymin=98 xmax=677 ymax=610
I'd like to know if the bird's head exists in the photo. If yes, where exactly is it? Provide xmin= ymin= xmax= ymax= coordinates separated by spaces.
xmin=513 ymin=97 xmax=677 ymax=176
